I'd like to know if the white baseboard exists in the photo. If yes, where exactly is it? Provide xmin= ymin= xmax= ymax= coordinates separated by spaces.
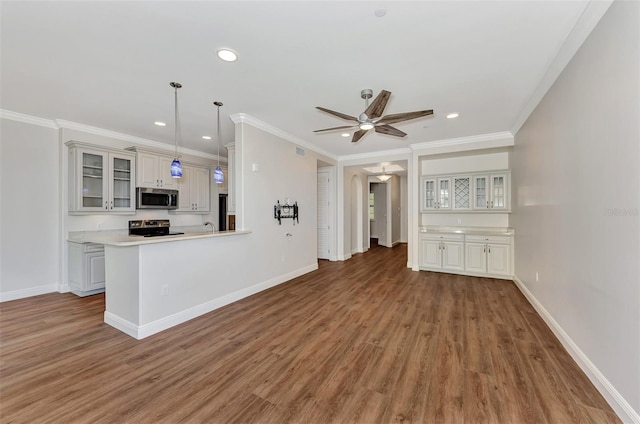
xmin=0 ymin=284 xmax=58 ymax=302
xmin=512 ymin=275 xmax=639 ymax=424
xmin=106 ymin=263 xmax=319 ymax=340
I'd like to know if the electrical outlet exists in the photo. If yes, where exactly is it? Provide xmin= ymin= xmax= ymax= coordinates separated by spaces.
xmin=160 ymin=284 xmax=169 ymax=296
xmin=96 ymin=222 xmax=102 ymax=230
xmin=457 ymin=219 xmax=462 ymax=225
xmin=535 ymin=272 xmax=539 ymax=283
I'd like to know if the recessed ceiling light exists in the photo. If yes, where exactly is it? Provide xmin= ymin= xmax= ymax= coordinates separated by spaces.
xmin=217 ymin=48 xmax=238 ymax=62
xmin=154 ymin=121 xmax=166 ymax=127
xmin=202 ymin=136 xmax=212 ymax=140
xmin=374 ymin=8 xmax=387 ymax=17
xmin=446 ymin=113 xmax=459 ymax=119
xmin=341 ymin=133 xmax=350 ymax=137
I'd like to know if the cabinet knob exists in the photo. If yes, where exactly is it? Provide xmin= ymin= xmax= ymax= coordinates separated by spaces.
xmin=104 ymin=201 xmax=108 ymax=210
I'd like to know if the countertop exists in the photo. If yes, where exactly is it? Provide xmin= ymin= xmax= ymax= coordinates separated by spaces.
xmin=68 ymin=227 xmax=251 ymax=246
xmin=419 ymin=226 xmax=514 ymax=236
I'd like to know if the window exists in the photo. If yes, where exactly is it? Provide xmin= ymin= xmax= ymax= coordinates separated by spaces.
xmin=369 ymin=192 xmax=375 ymax=220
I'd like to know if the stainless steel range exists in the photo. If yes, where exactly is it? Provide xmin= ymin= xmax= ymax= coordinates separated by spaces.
xmin=129 ymin=220 xmax=184 ymax=237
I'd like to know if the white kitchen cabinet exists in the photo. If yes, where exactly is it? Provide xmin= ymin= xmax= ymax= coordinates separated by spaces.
xmin=421 ymin=171 xmax=510 ymax=213
xmin=452 ymin=176 xmax=472 ymax=210
xmin=419 ymin=233 xmax=464 ymax=271
xmin=473 ymin=173 xmax=509 ymax=211
xmin=68 ymin=242 xmax=105 ymax=296
xmin=67 ymin=142 xmax=136 ymax=214
xmin=420 ymin=177 xmax=452 ymax=211
xmin=131 ymin=150 xmax=176 ymax=189
xmin=464 ymin=235 xmax=512 ymax=277
xmin=174 ymin=164 xmax=210 ymax=212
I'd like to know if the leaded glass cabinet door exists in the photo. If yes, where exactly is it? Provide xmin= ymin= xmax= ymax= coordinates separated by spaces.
xmin=453 ymin=176 xmax=471 ymax=210
xmin=421 ymin=178 xmax=437 ymax=211
xmin=473 ymin=175 xmax=489 ymax=209
xmin=437 ymin=178 xmax=452 ymax=209
xmin=490 ymin=174 xmax=507 ymax=210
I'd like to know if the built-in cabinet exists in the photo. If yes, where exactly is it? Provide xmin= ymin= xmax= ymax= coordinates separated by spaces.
xmin=420 ymin=171 xmax=510 ymax=212
xmin=419 ymin=233 xmax=464 ymax=271
xmin=175 ymin=164 xmax=210 ymax=212
xmin=419 ymin=229 xmax=513 ymax=279
xmin=473 ymin=173 xmax=508 ymax=210
xmin=126 ymin=148 xmax=176 ymax=189
xmin=68 ymin=242 xmax=105 ymax=296
xmin=67 ymin=141 xmax=136 ymax=214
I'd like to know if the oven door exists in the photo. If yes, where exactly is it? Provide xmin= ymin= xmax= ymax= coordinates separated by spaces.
xmin=136 ymin=188 xmax=179 ymax=209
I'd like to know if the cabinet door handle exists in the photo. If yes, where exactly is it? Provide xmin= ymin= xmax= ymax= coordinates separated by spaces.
xmin=483 ymin=246 xmax=486 ymax=253
xmin=488 ymin=246 xmax=491 ymax=254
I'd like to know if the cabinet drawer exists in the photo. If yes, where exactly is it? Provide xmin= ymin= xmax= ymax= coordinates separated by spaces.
xmin=421 ymin=233 xmax=464 ymax=242
xmin=465 ymin=235 xmax=511 ymax=244
xmin=83 ymin=243 xmax=105 ymax=253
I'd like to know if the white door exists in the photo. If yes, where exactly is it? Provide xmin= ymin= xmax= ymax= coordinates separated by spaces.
xmin=442 ymin=242 xmax=464 ymax=271
xmin=317 ymin=171 xmax=330 ymax=259
xmin=420 ymin=239 xmax=442 ymax=269
xmin=465 ymin=242 xmax=487 ymax=273
xmin=487 ymin=244 xmax=511 ymax=276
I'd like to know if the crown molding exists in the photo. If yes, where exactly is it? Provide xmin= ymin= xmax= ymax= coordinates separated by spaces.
xmin=0 ymin=109 xmax=59 ymax=129
xmin=55 ymin=119 xmax=219 ymax=160
xmin=411 ymin=131 xmax=514 ymax=156
xmin=511 ymin=0 xmax=614 ymax=135
xmin=338 ymin=148 xmax=412 ymax=164
xmin=229 ymin=113 xmax=338 ymax=161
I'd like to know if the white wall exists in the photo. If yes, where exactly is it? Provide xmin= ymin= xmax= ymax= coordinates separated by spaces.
xmin=400 ymin=175 xmax=408 ymax=243
xmin=344 ymin=169 xmax=367 ymax=256
xmin=420 ymin=151 xmax=510 ymax=227
xmin=510 ymin=0 xmax=639 ymax=420
xmin=1 ymin=119 xmax=60 ymax=300
xmin=235 ymin=123 xmax=333 ymax=283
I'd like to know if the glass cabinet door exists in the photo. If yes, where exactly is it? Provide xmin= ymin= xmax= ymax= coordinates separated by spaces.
xmin=438 ymin=178 xmax=451 ymax=209
xmin=474 ymin=176 xmax=488 ymax=209
xmin=422 ymin=178 xmax=436 ymax=210
xmin=111 ymin=155 xmax=134 ymax=211
xmin=490 ymin=174 xmax=507 ymax=209
xmin=81 ymin=151 xmax=107 ymax=210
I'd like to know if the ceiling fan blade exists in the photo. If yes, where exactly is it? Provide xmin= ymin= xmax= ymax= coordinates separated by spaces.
xmin=351 ymin=129 xmax=368 ymax=143
xmin=316 ymin=107 xmax=358 ymax=122
xmin=313 ymin=125 xmax=356 ymax=133
xmin=374 ymin=124 xmax=407 ymax=138
xmin=364 ymin=90 xmax=391 ymax=119
xmin=378 ymin=109 xmax=434 ymax=125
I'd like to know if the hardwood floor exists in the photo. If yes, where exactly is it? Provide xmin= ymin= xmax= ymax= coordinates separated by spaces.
xmin=0 ymin=243 xmax=620 ymax=423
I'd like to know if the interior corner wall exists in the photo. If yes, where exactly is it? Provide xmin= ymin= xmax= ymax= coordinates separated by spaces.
xmin=400 ymin=175 xmax=408 ymax=243
xmin=343 ymin=168 xmax=368 ymax=257
xmin=1 ymin=119 xmax=60 ymax=300
xmin=510 ymin=0 xmax=639 ymax=419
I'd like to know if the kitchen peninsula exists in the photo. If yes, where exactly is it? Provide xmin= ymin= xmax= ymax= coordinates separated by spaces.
xmin=69 ymin=229 xmax=251 ymax=339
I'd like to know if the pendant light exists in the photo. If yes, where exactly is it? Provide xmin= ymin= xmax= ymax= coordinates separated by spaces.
xmin=170 ymin=82 xmax=183 ymax=178
xmin=377 ymin=166 xmax=392 ymax=182
xmin=213 ymin=101 xmax=224 ymax=184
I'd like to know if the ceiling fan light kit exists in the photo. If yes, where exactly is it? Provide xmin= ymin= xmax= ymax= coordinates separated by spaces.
xmin=314 ymin=88 xmax=433 ymax=143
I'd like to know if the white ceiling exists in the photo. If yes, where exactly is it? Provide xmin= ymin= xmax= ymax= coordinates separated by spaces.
xmin=1 ymin=1 xmax=600 ymax=160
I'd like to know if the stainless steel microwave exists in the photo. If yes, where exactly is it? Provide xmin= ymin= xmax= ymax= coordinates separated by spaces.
xmin=136 ymin=187 xmax=179 ymax=209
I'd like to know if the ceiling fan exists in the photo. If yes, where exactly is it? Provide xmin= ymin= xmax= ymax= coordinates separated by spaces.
xmin=314 ymin=89 xmax=434 ymax=143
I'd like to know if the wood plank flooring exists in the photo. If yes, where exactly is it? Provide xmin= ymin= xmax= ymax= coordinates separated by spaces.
xmin=0 ymin=243 xmax=620 ymax=423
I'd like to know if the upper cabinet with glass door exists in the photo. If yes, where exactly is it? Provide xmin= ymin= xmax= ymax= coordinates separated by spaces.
xmin=473 ymin=173 xmax=509 ymax=211
xmin=67 ymin=141 xmax=136 ymax=214
xmin=420 ymin=177 xmax=452 ymax=211
xmin=421 ymin=171 xmax=510 ymax=213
